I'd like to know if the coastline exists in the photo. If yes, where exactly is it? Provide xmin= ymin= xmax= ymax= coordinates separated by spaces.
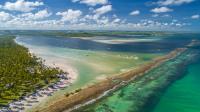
xmin=13 ymin=38 xmax=79 ymax=112
xmin=39 ymin=57 xmax=78 ymax=84
xmin=23 ymin=57 xmax=78 ymax=112
xmin=34 ymin=48 xmax=186 ymax=112
xmin=0 ymin=37 xmax=79 ymax=112
xmin=14 ymin=37 xmax=78 ymax=83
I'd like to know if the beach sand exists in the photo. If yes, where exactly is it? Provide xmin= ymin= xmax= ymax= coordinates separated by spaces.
xmin=14 ymin=37 xmax=188 ymax=112
xmin=14 ymin=38 xmax=79 ymax=112
xmin=42 ymin=56 xmax=78 ymax=83
xmin=34 ymin=48 xmax=186 ymax=112
xmin=24 ymin=56 xmax=78 ymax=112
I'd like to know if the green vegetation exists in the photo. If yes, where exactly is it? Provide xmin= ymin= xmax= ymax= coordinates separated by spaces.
xmin=49 ymin=31 xmax=171 ymax=37
xmin=0 ymin=36 xmax=62 ymax=106
xmin=0 ymin=30 xmax=175 ymax=38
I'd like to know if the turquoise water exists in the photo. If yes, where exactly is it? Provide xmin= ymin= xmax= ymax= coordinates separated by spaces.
xmin=79 ymin=48 xmax=200 ymax=112
xmin=15 ymin=35 xmax=163 ymax=111
xmin=14 ymin=34 xmax=200 ymax=112
xmin=153 ymin=60 xmax=200 ymax=112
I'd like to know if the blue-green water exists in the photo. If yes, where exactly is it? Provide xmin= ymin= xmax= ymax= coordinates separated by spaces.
xmin=15 ymin=35 xmax=191 ymax=53
xmin=79 ymin=46 xmax=200 ymax=112
xmin=14 ymin=33 xmax=200 ymax=112
xmin=153 ymin=60 xmax=200 ymax=112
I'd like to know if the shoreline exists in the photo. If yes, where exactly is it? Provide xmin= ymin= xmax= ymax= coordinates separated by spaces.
xmin=35 ymin=48 xmax=186 ymax=112
xmin=0 ymin=37 xmax=79 ymax=112
xmin=22 ymin=56 xmax=78 ymax=112
xmin=40 ymin=57 xmax=78 ymax=84
xmin=14 ymin=36 xmax=79 ymax=85
xmin=10 ymin=38 xmax=79 ymax=112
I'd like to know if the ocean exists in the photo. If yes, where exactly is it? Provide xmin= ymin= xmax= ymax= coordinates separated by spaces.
xmin=79 ymin=37 xmax=200 ymax=112
xmin=15 ymin=33 xmax=200 ymax=112
xmin=153 ymin=60 xmax=200 ymax=112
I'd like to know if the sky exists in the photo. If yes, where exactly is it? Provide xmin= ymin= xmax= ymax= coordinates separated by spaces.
xmin=0 ymin=0 xmax=199 ymax=31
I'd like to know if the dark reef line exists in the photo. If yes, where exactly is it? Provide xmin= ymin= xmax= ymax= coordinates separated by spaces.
xmin=78 ymin=43 xmax=200 ymax=112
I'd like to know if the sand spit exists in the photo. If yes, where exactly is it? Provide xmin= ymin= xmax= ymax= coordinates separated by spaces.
xmin=34 ymin=48 xmax=186 ymax=112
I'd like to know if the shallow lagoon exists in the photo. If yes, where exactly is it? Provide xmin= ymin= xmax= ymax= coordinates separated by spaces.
xmin=15 ymin=36 xmax=162 ymax=88
xmin=80 ymin=45 xmax=200 ymax=112
xmin=15 ymin=34 xmax=196 ymax=112
xmin=15 ymin=35 xmax=165 ymax=111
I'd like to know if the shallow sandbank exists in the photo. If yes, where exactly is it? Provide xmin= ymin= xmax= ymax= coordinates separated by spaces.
xmin=35 ymin=48 xmax=186 ymax=112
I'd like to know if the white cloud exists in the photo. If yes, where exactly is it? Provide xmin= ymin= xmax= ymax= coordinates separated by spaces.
xmin=19 ymin=9 xmax=52 ymax=20
xmin=157 ymin=0 xmax=195 ymax=6
xmin=93 ymin=5 xmax=112 ymax=16
xmin=80 ymin=12 xmax=121 ymax=26
xmin=162 ymin=14 xmax=171 ymax=17
xmin=152 ymin=14 xmax=159 ymax=17
xmin=130 ymin=10 xmax=140 ymax=16
xmin=0 ymin=11 xmax=12 ymax=21
xmin=151 ymin=7 xmax=173 ymax=13
xmin=112 ymin=18 xmax=121 ymax=23
xmin=56 ymin=9 xmax=82 ymax=23
xmin=83 ymin=5 xmax=112 ymax=21
xmin=72 ymin=0 xmax=108 ymax=6
xmin=172 ymin=19 xmax=178 ymax=22
xmin=0 ymin=3 xmax=189 ymax=31
xmin=191 ymin=14 xmax=199 ymax=19
xmin=96 ymin=16 xmax=109 ymax=24
xmin=0 ymin=17 xmax=188 ymax=30
xmin=0 ymin=0 xmax=44 ymax=12
xmin=33 ymin=10 xmax=51 ymax=19
xmin=151 ymin=14 xmax=171 ymax=18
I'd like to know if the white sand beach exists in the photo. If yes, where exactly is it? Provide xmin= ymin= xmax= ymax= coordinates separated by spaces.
xmin=5 ymin=38 xmax=79 ymax=112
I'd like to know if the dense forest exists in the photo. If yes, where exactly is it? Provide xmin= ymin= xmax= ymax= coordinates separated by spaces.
xmin=0 ymin=36 xmax=62 ymax=106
